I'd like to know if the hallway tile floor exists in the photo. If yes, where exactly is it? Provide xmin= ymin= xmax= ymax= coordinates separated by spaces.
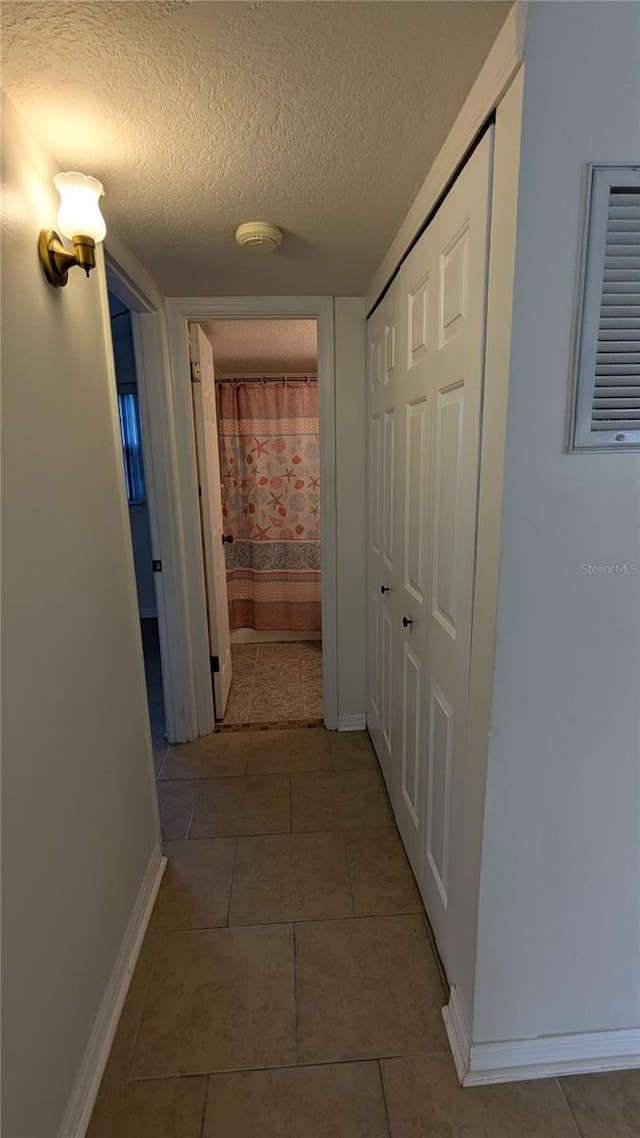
xmin=222 ymin=640 xmax=323 ymax=727
xmin=89 ymin=728 xmax=639 ymax=1136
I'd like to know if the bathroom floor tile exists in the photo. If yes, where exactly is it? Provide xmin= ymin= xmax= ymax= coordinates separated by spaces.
xmin=222 ymin=641 xmax=323 ymax=728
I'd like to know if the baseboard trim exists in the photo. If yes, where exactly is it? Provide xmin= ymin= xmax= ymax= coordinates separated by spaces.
xmin=58 ymin=848 xmax=167 ymax=1138
xmin=230 ymin=629 xmax=322 ymax=644
xmin=442 ymin=986 xmax=472 ymax=1084
xmin=337 ymin=714 xmax=367 ymax=732
xmin=443 ymin=986 xmax=640 ymax=1086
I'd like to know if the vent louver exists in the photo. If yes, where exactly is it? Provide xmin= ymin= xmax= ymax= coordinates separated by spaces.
xmin=592 ymin=190 xmax=640 ymax=433
xmin=571 ymin=166 xmax=640 ymax=451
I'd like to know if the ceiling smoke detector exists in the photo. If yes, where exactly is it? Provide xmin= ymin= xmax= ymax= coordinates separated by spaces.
xmin=235 ymin=221 xmax=283 ymax=252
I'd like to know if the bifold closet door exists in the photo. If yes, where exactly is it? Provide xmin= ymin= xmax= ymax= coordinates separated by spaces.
xmin=366 ymin=288 xmax=398 ymax=789
xmin=366 ymin=130 xmax=493 ymax=972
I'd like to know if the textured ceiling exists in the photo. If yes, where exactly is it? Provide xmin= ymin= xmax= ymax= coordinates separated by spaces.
xmin=203 ymin=319 xmax=317 ymax=373
xmin=1 ymin=1 xmax=510 ymax=296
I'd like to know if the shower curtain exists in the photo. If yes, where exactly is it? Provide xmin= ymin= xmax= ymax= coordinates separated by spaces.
xmin=216 ymin=379 xmax=321 ymax=632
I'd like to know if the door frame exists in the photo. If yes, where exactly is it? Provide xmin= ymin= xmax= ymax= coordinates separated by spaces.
xmin=165 ymin=296 xmax=338 ymax=733
xmin=188 ymin=322 xmax=233 ymax=719
xmin=105 ymin=238 xmax=199 ymax=743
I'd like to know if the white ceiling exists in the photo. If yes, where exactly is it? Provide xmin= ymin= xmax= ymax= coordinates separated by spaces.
xmin=203 ymin=319 xmax=317 ymax=373
xmin=1 ymin=1 xmax=510 ymax=297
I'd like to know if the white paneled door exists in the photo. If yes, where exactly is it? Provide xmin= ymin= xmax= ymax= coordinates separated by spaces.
xmin=366 ymin=131 xmax=493 ymax=973
xmin=367 ymin=287 xmax=398 ymax=791
xmin=189 ymin=323 xmax=232 ymax=719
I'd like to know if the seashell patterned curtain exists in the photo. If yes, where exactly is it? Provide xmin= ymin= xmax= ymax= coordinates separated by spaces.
xmin=216 ymin=379 xmax=321 ymax=631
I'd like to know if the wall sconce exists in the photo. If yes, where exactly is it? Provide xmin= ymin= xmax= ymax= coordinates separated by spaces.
xmin=38 ymin=172 xmax=106 ymax=288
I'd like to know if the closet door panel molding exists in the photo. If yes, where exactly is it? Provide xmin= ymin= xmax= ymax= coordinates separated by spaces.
xmin=366 ymin=131 xmax=493 ymax=980
xmin=421 ymin=133 xmax=493 ymax=965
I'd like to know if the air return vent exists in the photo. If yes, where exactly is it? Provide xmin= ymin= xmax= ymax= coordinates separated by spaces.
xmin=571 ymin=165 xmax=640 ymax=451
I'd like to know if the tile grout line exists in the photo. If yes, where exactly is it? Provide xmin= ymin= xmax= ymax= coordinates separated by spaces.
xmin=183 ymin=820 xmax=395 ymax=843
xmin=123 ymin=931 xmax=164 ymax=1080
xmin=225 ymin=837 xmax=239 ymax=928
xmin=162 ymin=822 xmax=413 ymax=850
xmin=297 ymin=650 xmax=305 ymax=719
xmin=166 ymin=771 xmax=307 ymax=787
xmin=420 ymin=911 xmax=449 ymax=1001
xmin=341 ymin=829 xmax=358 ymax=918
xmin=301 ymin=643 xmax=322 ymax=720
xmin=294 ymin=639 xmax=301 ymax=721
xmin=121 ymin=1048 xmax=452 ymax=1084
xmin=224 ymin=646 xmax=257 ymax=727
xmin=301 ymin=646 xmax=322 ymax=719
xmin=555 ymin=1075 xmax=587 ymax=1137
xmin=155 ymin=747 xmax=169 ymax=780
xmin=246 ymin=645 xmax=257 ymax=723
xmin=184 ymin=781 xmax=203 ymax=840
xmin=153 ymin=911 xmax=431 ymax=934
xmin=292 ymin=922 xmax=300 ymax=1065
xmin=198 ymin=1072 xmax=211 ymax=1138
xmin=221 ymin=717 xmax=325 ymax=732
xmin=377 ymin=1058 xmax=394 ymax=1138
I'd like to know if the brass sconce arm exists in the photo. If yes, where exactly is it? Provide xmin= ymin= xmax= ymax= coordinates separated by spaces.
xmin=38 ymin=230 xmax=97 ymax=288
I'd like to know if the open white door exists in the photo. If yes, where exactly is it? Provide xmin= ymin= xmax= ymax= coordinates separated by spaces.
xmin=189 ymin=323 xmax=232 ymax=718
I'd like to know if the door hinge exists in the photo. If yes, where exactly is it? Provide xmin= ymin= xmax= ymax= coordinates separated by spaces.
xmin=210 ymin=655 xmax=220 ymax=673
xmin=191 ymin=361 xmax=201 ymax=383
xmin=152 ymin=559 xmax=162 ymax=573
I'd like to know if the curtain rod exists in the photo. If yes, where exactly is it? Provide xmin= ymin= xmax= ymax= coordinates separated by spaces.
xmin=216 ymin=373 xmax=318 ymax=384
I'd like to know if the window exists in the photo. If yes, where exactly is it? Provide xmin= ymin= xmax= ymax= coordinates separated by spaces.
xmin=571 ymin=165 xmax=640 ymax=452
xmin=117 ymin=389 xmax=146 ymax=504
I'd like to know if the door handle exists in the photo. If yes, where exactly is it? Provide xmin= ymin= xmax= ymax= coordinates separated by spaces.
xmin=380 ymin=585 xmax=390 ymax=594
xmin=402 ymin=616 xmax=413 ymax=628
xmin=222 ymin=534 xmax=234 ymax=545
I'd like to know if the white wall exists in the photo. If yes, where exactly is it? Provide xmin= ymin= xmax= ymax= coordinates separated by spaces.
xmin=334 ymin=298 xmax=367 ymax=719
xmin=474 ymin=1 xmax=640 ymax=1043
xmin=1 ymin=94 xmax=161 ymax=1136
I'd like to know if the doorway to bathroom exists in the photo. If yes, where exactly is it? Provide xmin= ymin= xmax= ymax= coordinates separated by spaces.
xmin=190 ymin=317 xmax=324 ymax=729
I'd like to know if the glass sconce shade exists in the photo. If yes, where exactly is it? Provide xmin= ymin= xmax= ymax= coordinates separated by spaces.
xmin=54 ymin=172 xmax=106 ymax=243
